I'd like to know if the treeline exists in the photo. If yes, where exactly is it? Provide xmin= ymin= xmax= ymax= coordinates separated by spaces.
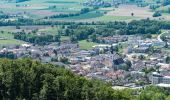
xmin=0 ymin=59 xmax=170 ymax=100
xmin=0 ymin=52 xmax=16 ymax=59
xmin=14 ymin=32 xmax=60 ymax=45
xmin=0 ymin=59 xmax=134 ymax=100
xmin=1 ymin=18 xmax=170 ymax=28
xmin=47 ymin=8 xmax=93 ymax=19
xmin=162 ymin=0 xmax=170 ymax=6
xmin=7 ymin=19 xmax=170 ymax=44
xmin=59 ymin=19 xmax=164 ymax=42
xmin=0 ymin=14 xmax=9 ymax=19
xmin=15 ymin=0 xmax=30 ymax=3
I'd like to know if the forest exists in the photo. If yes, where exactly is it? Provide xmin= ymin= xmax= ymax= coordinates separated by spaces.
xmin=0 ymin=58 xmax=170 ymax=100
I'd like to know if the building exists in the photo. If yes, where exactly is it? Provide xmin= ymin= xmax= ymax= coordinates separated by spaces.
xmin=152 ymin=72 xmax=170 ymax=85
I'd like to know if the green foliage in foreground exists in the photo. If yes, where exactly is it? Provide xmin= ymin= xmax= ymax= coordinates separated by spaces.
xmin=0 ymin=59 xmax=170 ymax=100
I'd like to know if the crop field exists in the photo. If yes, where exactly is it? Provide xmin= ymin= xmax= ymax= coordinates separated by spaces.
xmin=0 ymin=0 xmax=159 ymax=22
xmin=106 ymin=5 xmax=154 ymax=19
xmin=0 ymin=0 xmax=86 ymax=18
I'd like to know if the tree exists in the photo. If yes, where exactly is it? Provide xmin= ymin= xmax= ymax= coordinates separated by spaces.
xmin=131 ymin=13 xmax=134 ymax=16
xmin=153 ymin=11 xmax=162 ymax=17
xmin=0 ymin=59 xmax=170 ymax=100
xmin=125 ymin=60 xmax=132 ymax=71
xmin=166 ymin=56 xmax=170 ymax=64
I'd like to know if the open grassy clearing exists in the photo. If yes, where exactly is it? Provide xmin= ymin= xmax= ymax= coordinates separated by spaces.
xmin=0 ymin=40 xmax=25 ymax=45
xmin=78 ymin=40 xmax=99 ymax=50
xmin=61 ymin=36 xmax=70 ymax=41
xmin=0 ymin=32 xmax=14 ymax=39
xmin=38 ymin=27 xmax=59 ymax=35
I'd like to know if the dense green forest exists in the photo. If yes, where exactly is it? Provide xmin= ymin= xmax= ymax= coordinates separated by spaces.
xmin=0 ymin=58 xmax=170 ymax=100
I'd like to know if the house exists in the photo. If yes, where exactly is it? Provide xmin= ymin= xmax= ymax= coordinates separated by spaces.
xmin=69 ymin=56 xmax=86 ymax=64
xmin=97 ymin=35 xmax=128 ymax=44
xmin=132 ymin=60 xmax=145 ymax=71
xmin=101 ymin=53 xmax=125 ymax=70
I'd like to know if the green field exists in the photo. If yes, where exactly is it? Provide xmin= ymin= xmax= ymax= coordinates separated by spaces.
xmin=0 ymin=40 xmax=24 ymax=45
xmin=78 ymin=40 xmax=99 ymax=50
xmin=38 ymin=27 xmax=59 ymax=35
xmin=0 ymin=0 xmax=86 ymax=18
xmin=96 ymin=16 xmax=138 ymax=22
xmin=0 ymin=32 xmax=25 ymax=45
xmin=61 ymin=36 xmax=70 ymax=41
xmin=0 ymin=0 xmax=147 ymax=22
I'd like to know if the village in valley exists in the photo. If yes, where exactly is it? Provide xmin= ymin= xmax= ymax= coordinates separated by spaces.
xmin=0 ymin=28 xmax=170 ymax=89
xmin=0 ymin=0 xmax=170 ymax=90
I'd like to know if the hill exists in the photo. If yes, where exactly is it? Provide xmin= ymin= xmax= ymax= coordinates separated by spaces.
xmin=0 ymin=59 xmax=170 ymax=100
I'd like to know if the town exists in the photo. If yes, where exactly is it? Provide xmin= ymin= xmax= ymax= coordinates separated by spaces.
xmin=1 ymin=0 xmax=170 ymax=99
xmin=0 ymin=28 xmax=169 ymax=89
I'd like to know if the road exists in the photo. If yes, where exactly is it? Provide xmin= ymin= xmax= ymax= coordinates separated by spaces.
xmin=157 ymin=31 xmax=169 ymax=42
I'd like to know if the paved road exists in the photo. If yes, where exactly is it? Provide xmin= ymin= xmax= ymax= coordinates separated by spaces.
xmin=157 ymin=31 xmax=169 ymax=42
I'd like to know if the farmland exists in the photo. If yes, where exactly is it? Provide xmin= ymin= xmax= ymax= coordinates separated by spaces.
xmin=0 ymin=0 xmax=161 ymax=22
xmin=0 ymin=0 xmax=85 ymax=18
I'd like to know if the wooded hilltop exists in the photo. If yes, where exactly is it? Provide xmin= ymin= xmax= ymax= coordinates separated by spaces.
xmin=0 ymin=59 xmax=170 ymax=100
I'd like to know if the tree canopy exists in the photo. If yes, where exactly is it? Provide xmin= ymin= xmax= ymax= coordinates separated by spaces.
xmin=0 ymin=59 xmax=170 ymax=100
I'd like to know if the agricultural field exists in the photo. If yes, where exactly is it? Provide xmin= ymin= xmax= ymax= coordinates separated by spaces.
xmin=106 ymin=5 xmax=153 ymax=19
xmin=0 ymin=0 xmax=86 ymax=18
xmin=0 ymin=0 xmax=163 ymax=22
